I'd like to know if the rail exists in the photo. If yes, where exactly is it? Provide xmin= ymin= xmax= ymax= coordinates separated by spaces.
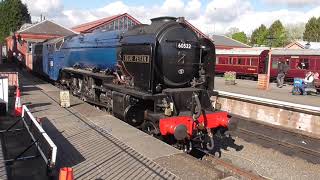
xmin=21 ymin=105 xmax=57 ymax=168
xmin=216 ymin=90 xmax=320 ymax=114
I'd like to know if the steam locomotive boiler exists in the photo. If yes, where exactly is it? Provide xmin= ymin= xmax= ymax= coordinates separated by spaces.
xmin=45 ymin=16 xmax=230 ymax=152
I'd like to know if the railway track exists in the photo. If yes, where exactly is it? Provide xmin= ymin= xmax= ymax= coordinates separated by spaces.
xmin=193 ymin=148 xmax=267 ymax=180
xmin=232 ymin=118 xmax=320 ymax=164
xmin=238 ymin=127 xmax=320 ymax=158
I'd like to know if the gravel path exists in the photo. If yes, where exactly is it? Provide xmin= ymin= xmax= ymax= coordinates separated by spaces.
xmin=220 ymin=136 xmax=320 ymax=180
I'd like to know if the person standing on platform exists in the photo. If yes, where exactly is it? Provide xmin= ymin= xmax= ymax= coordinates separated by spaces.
xmin=277 ymin=59 xmax=290 ymax=88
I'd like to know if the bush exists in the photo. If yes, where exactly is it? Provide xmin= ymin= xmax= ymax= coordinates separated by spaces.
xmin=224 ymin=71 xmax=236 ymax=81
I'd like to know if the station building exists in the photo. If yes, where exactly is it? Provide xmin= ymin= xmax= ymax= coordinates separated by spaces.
xmin=5 ymin=20 xmax=76 ymax=70
xmin=72 ymin=13 xmax=141 ymax=33
xmin=285 ymin=40 xmax=320 ymax=50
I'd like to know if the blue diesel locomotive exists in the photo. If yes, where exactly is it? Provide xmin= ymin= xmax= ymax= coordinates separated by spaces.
xmin=33 ymin=17 xmax=232 ymax=152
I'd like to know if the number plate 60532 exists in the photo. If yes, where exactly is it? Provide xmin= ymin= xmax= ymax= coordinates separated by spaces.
xmin=177 ymin=43 xmax=192 ymax=49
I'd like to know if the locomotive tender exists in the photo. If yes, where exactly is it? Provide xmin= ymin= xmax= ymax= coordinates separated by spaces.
xmin=36 ymin=17 xmax=231 ymax=152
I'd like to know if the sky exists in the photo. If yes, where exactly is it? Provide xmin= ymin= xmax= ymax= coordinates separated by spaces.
xmin=21 ymin=0 xmax=320 ymax=35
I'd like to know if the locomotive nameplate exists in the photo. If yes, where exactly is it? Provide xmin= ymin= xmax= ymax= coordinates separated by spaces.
xmin=123 ymin=55 xmax=150 ymax=63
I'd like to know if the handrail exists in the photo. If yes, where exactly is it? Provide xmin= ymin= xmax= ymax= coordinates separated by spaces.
xmin=21 ymin=105 xmax=57 ymax=167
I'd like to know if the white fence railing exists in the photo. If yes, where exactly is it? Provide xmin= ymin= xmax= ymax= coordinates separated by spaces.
xmin=21 ymin=105 xmax=57 ymax=167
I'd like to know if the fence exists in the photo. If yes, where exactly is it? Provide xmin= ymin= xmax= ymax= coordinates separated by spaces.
xmin=21 ymin=105 xmax=57 ymax=168
xmin=0 ymin=72 xmax=18 ymax=87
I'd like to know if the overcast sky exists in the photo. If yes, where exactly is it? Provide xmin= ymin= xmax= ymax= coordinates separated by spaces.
xmin=21 ymin=0 xmax=320 ymax=35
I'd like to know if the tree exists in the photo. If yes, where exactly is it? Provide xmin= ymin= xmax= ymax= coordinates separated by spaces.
xmin=225 ymin=27 xmax=240 ymax=37
xmin=0 ymin=0 xmax=31 ymax=43
xmin=303 ymin=17 xmax=320 ymax=42
xmin=231 ymin=32 xmax=248 ymax=44
xmin=268 ymin=20 xmax=288 ymax=47
xmin=250 ymin=24 xmax=268 ymax=46
xmin=286 ymin=23 xmax=305 ymax=42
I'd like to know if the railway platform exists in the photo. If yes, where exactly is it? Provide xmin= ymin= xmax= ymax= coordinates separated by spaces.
xmin=214 ymin=77 xmax=320 ymax=138
xmin=215 ymin=77 xmax=319 ymax=107
xmin=1 ymin=64 xmax=232 ymax=179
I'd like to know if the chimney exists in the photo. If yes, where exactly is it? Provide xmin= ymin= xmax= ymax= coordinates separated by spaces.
xmin=177 ymin=17 xmax=185 ymax=23
xmin=151 ymin=17 xmax=177 ymax=23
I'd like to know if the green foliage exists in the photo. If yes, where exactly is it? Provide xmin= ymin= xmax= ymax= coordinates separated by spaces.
xmin=285 ymin=23 xmax=305 ymax=42
xmin=0 ymin=0 xmax=31 ymax=43
xmin=231 ymin=31 xmax=248 ymax=44
xmin=224 ymin=71 xmax=236 ymax=81
xmin=303 ymin=17 xmax=320 ymax=42
xmin=250 ymin=24 xmax=268 ymax=46
xmin=268 ymin=20 xmax=288 ymax=47
xmin=225 ymin=27 xmax=240 ymax=37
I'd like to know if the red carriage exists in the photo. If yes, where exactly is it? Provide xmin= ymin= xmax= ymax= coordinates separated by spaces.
xmin=216 ymin=48 xmax=320 ymax=81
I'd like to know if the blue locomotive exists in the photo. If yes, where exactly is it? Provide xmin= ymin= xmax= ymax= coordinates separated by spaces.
xmin=40 ymin=31 xmax=121 ymax=80
xmin=33 ymin=17 xmax=232 ymax=152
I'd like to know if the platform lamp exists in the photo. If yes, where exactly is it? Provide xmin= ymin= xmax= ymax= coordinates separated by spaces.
xmin=266 ymin=35 xmax=275 ymax=89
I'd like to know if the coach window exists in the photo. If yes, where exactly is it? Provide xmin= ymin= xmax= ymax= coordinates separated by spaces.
xmin=272 ymin=59 xmax=279 ymax=69
xmin=220 ymin=57 xmax=227 ymax=64
xmin=216 ymin=57 xmax=219 ymax=64
xmin=249 ymin=58 xmax=256 ymax=66
xmin=228 ymin=57 xmax=233 ymax=64
xmin=297 ymin=59 xmax=309 ymax=69
xmin=238 ymin=58 xmax=245 ymax=65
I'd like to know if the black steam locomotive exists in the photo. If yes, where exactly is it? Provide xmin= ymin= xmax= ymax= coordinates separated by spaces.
xmin=39 ymin=17 xmax=230 ymax=152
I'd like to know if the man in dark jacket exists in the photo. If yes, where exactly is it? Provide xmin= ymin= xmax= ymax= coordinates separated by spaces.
xmin=277 ymin=60 xmax=290 ymax=88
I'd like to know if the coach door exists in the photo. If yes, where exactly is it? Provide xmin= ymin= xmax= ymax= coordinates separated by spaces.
xmin=258 ymin=55 xmax=268 ymax=74
xmin=258 ymin=50 xmax=269 ymax=74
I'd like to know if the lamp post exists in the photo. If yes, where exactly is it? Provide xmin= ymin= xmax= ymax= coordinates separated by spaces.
xmin=266 ymin=35 xmax=275 ymax=89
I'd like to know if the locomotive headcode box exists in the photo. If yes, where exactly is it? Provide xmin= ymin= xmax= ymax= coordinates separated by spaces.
xmin=60 ymin=90 xmax=70 ymax=108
